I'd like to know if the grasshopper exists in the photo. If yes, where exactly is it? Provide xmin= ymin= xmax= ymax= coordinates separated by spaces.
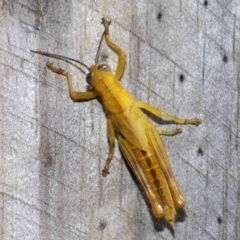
xmin=31 ymin=17 xmax=201 ymax=228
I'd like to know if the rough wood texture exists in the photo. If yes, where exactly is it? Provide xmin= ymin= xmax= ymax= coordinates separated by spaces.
xmin=0 ymin=0 xmax=239 ymax=239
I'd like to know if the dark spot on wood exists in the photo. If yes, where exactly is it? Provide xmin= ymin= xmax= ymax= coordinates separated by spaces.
xmin=197 ymin=147 xmax=203 ymax=156
xmin=157 ymin=12 xmax=162 ymax=21
xmin=223 ymin=54 xmax=228 ymax=63
xmin=99 ymin=221 xmax=107 ymax=230
xmin=102 ymin=52 xmax=109 ymax=60
xmin=204 ymin=0 xmax=208 ymax=6
xmin=217 ymin=216 xmax=222 ymax=224
xmin=179 ymin=74 xmax=184 ymax=83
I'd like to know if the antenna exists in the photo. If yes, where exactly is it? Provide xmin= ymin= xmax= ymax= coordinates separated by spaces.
xmin=95 ymin=20 xmax=111 ymax=64
xmin=31 ymin=50 xmax=90 ymax=71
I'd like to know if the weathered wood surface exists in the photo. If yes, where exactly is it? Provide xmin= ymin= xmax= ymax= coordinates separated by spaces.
xmin=0 ymin=0 xmax=239 ymax=239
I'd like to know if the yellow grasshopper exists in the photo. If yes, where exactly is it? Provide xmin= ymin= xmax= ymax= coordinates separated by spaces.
xmin=31 ymin=17 xmax=201 ymax=228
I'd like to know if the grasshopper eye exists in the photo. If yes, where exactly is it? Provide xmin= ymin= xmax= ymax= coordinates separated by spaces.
xmin=97 ymin=64 xmax=111 ymax=71
xmin=86 ymin=72 xmax=94 ymax=84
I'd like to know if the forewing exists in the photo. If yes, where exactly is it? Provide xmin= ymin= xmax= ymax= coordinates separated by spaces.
xmin=146 ymin=124 xmax=186 ymax=208
xmin=116 ymin=133 xmax=164 ymax=217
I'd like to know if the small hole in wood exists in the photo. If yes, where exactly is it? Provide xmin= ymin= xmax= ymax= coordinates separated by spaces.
xmin=197 ymin=147 xmax=203 ymax=156
xmin=217 ymin=216 xmax=223 ymax=224
xmin=157 ymin=12 xmax=163 ymax=21
xmin=179 ymin=74 xmax=184 ymax=83
xmin=223 ymin=54 xmax=228 ymax=63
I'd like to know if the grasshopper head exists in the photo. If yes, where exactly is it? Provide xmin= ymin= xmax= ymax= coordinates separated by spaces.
xmin=86 ymin=63 xmax=113 ymax=87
